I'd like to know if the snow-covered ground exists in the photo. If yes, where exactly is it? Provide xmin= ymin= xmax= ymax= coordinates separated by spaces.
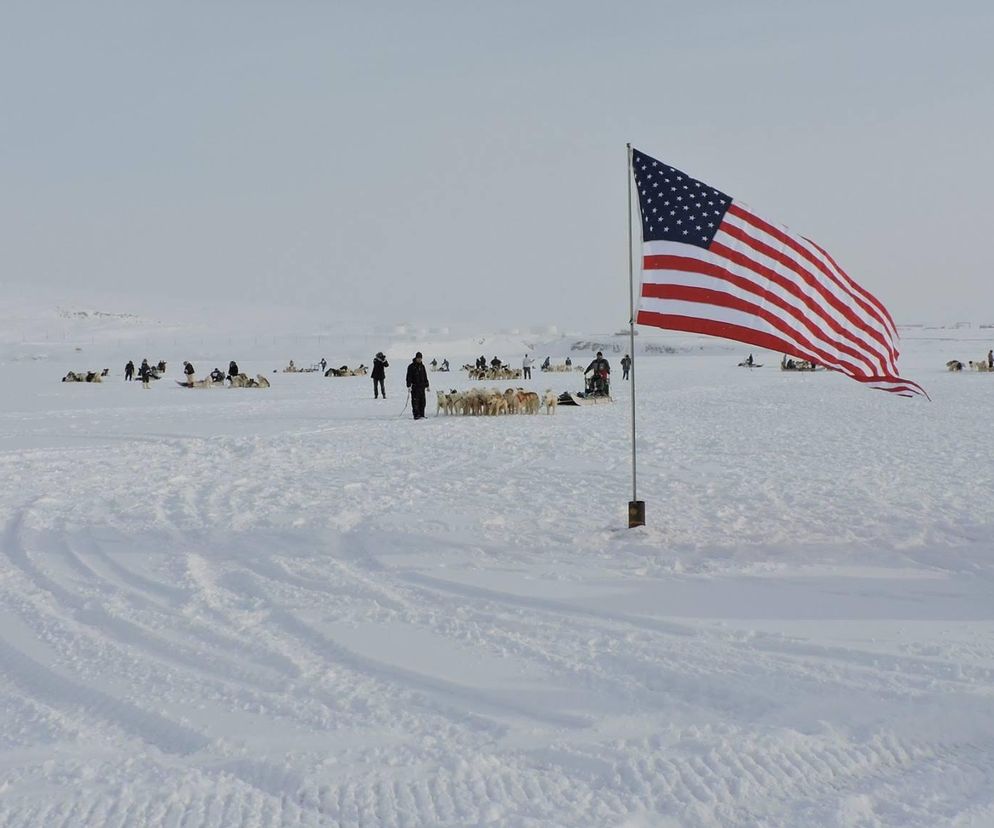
xmin=1 ymin=310 xmax=993 ymax=827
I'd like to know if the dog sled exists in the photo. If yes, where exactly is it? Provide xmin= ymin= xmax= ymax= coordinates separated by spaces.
xmin=557 ymin=375 xmax=613 ymax=406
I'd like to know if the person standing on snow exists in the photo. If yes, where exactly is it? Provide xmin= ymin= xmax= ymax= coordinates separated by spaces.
xmin=621 ymin=353 xmax=631 ymax=380
xmin=138 ymin=360 xmax=152 ymax=389
xmin=125 ymin=360 xmax=135 ymax=381
xmin=406 ymin=352 xmax=429 ymax=419
xmin=228 ymin=360 xmax=239 ymax=380
xmin=372 ymin=352 xmax=389 ymax=399
xmin=183 ymin=361 xmax=195 ymax=385
xmin=989 ymin=349 xmax=993 ymax=370
xmin=522 ymin=354 xmax=534 ymax=380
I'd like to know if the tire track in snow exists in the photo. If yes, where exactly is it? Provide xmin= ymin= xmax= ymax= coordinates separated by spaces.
xmin=0 ymin=730 xmax=985 ymax=828
xmin=2 ymin=511 xmax=297 ymax=698
xmin=0 ymin=637 xmax=208 ymax=756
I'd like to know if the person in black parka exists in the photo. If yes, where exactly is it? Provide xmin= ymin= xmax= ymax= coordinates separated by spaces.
xmin=125 ymin=360 xmax=134 ymax=381
xmin=406 ymin=352 xmax=429 ymax=419
xmin=372 ymin=352 xmax=389 ymax=399
xmin=228 ymin=360 xmax=239 ymax=380
xmin=584 ymin=351 xmax=611 ymax=395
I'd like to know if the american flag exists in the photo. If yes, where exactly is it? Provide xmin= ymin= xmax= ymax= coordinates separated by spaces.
xmin=632 ymin=148 xmax=926 ymax=398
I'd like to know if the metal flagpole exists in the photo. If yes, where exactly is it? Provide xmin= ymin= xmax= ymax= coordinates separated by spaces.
xmin=627 ymin=143 xmax=645 ymax=528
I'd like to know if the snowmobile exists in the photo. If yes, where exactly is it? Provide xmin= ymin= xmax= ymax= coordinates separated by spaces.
xmin=557 ymin=374 xmax=613 ymax=406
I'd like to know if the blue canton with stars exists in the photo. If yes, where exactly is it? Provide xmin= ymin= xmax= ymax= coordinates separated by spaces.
xmin=632 ymin=148 xmax=732 ymax=249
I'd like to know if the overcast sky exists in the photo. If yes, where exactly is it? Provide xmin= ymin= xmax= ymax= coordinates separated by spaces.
xmin=2 ymin=1 xmax=992 ymax=330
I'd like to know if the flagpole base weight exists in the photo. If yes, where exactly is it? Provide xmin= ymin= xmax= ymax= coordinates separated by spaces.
xmin=628 ymin=500 xmax=645 ymax=528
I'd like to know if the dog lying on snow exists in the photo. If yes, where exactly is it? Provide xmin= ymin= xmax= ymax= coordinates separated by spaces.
xmin=62 ymin=370 xmax=105 ymax=383
xmin=228 ymin=373 xmax=271 ymax=388
xmin=947 ymin=360 xmax=964 ymax=371
xmin=969 ymin=358 xmax=992 ymax=372
xmin=325 ymin=364 xmax=368 ymax=377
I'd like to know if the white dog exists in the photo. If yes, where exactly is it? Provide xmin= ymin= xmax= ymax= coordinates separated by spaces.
xmin=542 ymin=389 xmax=557 ymax=414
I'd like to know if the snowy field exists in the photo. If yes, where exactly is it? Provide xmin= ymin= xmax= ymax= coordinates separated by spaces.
xmin=1 ymin=315 xmax=994 ymax=827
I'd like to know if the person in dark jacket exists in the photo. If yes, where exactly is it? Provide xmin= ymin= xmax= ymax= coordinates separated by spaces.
xmin=621 ymin=354 xmax=631 ymax=380
xmin=138 ymin=360 xmax=152 ymax=389
xmin=584 ymin=351 xmax=611 ymax=394
xmin=372 ymin=352 xmax=389 ymax=399
xmin=228 ymin=360 xmax=239 ymax=379
xmin=125 ymin=360 xmax=135 ymax=381
xmin=183 ymin=361 xmax=195 ymax=384
xmin=406 ymin=352 xmax=430 ymax=419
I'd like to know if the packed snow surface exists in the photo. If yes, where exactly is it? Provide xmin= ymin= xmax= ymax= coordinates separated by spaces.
xmin=1 ymin=317 xmax=993 ymax=827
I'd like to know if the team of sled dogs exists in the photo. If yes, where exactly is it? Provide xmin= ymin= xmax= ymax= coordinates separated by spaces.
xmin=946 ymin=359 xmax=993 ymax=372
xmin=325 ymin=364 xmax=368 ymax=377
xmin=62 ymin=369 xmax=110 ymax=383
xmin=464 ymin=366 xmax=523 ymax=381
xmin=182 ymin=373 xmax=271 ymax=388
xmin=436 ymin=387 xmax=557 ymax=416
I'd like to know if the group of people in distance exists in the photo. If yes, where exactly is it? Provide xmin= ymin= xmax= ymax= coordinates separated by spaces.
xmin=183 ymin=360 xmax=242 ymax=386
xmin=124 ymin=358 xmax=167 ymax=388
xmin=120 ymin=347 xmax=632 ymax=417
xmin=123 ymin=359 xmax=245 ymax=388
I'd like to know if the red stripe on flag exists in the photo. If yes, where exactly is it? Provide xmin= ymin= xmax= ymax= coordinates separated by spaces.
xmin=634 ymin=310 xmax=926 ymax=397
xmin=717 ymin=224 xmax=895 ymax=371
xmin=700 ymin=241 xmax=889 ymax=372
xmin=640 ymin=283 xmax=867 ymax=376
xmin=642 ymin=252 xmax=879 ymax=373
xmin=726 ymin=203 xmax=899 ymax=364
xmin=803 ymin=235 xmax=898 ymax=337
xmin=635 ymin=311 xmax=821 ymax=362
